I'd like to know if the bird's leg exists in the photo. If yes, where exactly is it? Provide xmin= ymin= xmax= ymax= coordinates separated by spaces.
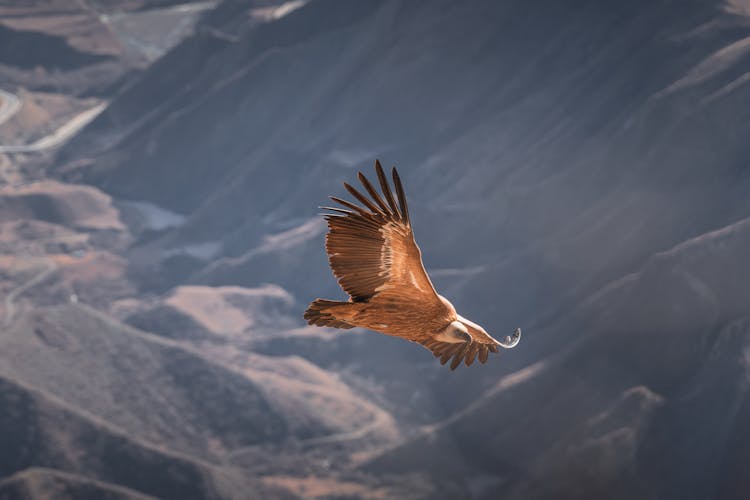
xmin=497 ymin=327 xmax=521 ymax=349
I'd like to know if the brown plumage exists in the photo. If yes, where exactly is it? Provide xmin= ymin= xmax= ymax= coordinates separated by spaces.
xmin=304 ymin=160 xmax=520 ymax=370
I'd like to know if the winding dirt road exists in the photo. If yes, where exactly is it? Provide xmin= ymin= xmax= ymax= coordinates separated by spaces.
xmin=3 ymin=260 xmax=57 ymax=327
xmin=0 ymin=89 xmax=21 ymax=127
xmin=0 ymin=102 xmax=106 ymax=154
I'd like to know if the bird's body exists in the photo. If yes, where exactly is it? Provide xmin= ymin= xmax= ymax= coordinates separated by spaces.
xmin=304 ymin=161 xmax=520 ymax=369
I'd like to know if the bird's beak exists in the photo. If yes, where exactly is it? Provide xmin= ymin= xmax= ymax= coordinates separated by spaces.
xmin=497 ymin=327 xmax=521 ymax=349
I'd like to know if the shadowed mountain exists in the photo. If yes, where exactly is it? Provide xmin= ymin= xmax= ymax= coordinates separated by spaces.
xmin=59 ymin=0 xmax=750 ymax=417
xmin=124 ymin=284 xmax=298 ymax=340
xmin=0 ymin=181 xmax=124 ymax=230
xmin=0 ymin=468 xmax=156 ymax=500
xmin=0 ymin=2 xmax=129 ymax=96
xmin=0 ymin=304 xmax=289 ymax=458
xmin=2 ymin=0 xmax=750 ymax=498
xmin=0 ymin=373 xmax=295 ymax=499
xmin=0 ymin=0 xmax=219 ymax=96
xmin=0 ymin=300 xmax=403 ymax=497
xmin=365 ymin=217 xmax=750 ymax=499
xmin=0 ymin=24 xmax=112 ymax=71
xmin=58 ymin=0 xmax=750 ymax=321
xmin=1 ymin=299 xmax=400 ymax=459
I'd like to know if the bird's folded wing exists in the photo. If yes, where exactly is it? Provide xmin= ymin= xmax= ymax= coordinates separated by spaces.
xmin=419 ymin=337 xmax=498 ymax=370
xmin=322 ymin=161 xmax=440 ymax=307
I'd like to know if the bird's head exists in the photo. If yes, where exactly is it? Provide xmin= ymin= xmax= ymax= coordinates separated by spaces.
xmin=457 ymin=314 xmax=522 ymax=350
xmin=434 ymin=321 xmax=470 ymax=344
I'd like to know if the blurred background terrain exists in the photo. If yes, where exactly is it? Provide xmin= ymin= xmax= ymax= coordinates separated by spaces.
xmin=2 ymin=0 xmax=750 ymax=498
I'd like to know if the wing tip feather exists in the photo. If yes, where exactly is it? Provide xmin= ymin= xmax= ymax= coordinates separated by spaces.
xmin=391 ymin=167 xmax=410 ymax=224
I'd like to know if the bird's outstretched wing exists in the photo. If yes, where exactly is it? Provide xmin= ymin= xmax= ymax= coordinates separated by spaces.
xmin=322 ymin=161 xmax=442 ymax=308
xmin=420 ymin=323 xmax=521 ymax=370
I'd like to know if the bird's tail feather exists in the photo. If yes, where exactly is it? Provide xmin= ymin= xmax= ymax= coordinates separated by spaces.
xmin=304 ymin=299 xmax=356 ymax=329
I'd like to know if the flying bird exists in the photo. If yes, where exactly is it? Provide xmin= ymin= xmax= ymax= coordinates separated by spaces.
xmin=304 ymin=161 xmax=521 ymax=370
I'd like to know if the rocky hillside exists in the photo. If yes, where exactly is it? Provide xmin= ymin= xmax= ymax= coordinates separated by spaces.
xmin=2 ymin=0 xmax=750 ymax=498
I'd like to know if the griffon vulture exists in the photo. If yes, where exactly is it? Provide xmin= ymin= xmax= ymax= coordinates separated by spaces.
xmin=304 ymin=161 xmax=520 ymax=370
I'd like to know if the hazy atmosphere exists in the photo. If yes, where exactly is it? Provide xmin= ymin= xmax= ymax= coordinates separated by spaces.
xmin=2 ymin=0 xmax=750 ymax=498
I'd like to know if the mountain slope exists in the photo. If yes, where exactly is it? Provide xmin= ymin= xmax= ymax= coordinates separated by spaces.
xmin=0 ymin=373 xmax=289 ymax=499
xmin=0 ymin=468 xmax=156 ymax=500
xmin=58 ymin=0 xmax=750 ymax=324
xmin=7 ymin=0 xmax=750 ymax=498
xmin=0 ymin=304 xmax=290 ymax=459
xmin=366 ymin=217 xmax=750 ymax=499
